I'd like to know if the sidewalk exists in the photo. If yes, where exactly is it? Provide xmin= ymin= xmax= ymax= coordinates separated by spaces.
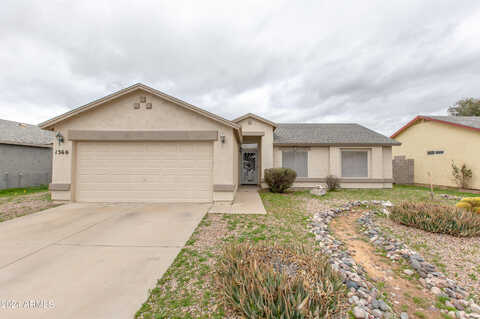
xmin=208 ymin=186 xmax=267 ymax=214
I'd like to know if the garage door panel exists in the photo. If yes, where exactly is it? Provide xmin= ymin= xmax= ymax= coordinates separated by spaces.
xmin=76 ymin=191 xmax=211 ymax=202
xmin=77 ymin=171 xmax=210 ymax=184
xmin=75 ymin=141 xmax=213 ymax=202
xmin=77 ymin=183 xmax=211 ymax=192
xmin=78 ymin=159 xmax=212 ymax=169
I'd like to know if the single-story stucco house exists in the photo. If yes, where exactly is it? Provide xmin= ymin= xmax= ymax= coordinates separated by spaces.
xmin=391 ymin=115 xmax=480 ymax=190
xmin=39 ymin=83 xmax=400 ymax=203
xmin=0 ymin=119 xmax=53 ymax=189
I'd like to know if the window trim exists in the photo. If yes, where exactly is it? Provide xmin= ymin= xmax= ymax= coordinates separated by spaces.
xmin=340 ymin=149 xmax=369 ymax=178
xmin=282 ymin=149 xmax=308 ymax=177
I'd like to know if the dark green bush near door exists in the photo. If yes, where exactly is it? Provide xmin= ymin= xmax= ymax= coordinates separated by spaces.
xmin=264 ymin=168 xmax=297 ymax=193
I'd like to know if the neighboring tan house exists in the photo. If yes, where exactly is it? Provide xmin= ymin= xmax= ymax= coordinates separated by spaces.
xmin=0 ymin=119 xmax=53 ymax=189
xmin=39 ymin=83 xmax=400 ymax=203
xmin=391 ymin=115 xmax=480 ymax=190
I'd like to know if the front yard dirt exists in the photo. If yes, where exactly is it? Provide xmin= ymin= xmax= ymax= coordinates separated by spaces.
xmin=331 ymin=211 xmax=443 ymax=319
xmin=378 ymin=217 xmax=480 ymax=300
xmin=0 ymin=191 xmax=62 ymax=222
xmin=137 ymin=185 xmax=479 ymax=319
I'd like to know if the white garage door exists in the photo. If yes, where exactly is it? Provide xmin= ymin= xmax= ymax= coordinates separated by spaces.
xmin=75 ymin=141 xmax=213 ymax=202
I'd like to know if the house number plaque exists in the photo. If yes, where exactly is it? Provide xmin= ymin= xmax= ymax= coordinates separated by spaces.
xmin=55 ymin=150 xmax=69 ymax=155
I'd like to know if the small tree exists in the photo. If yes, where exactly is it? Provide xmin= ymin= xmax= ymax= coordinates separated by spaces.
xmin=451 ymin=161 xmax=472 ymax=189
xmin=264 ymin=168 xmax=297 ymax=193
xmin=448 ymin=98 xmax=480 ymax=116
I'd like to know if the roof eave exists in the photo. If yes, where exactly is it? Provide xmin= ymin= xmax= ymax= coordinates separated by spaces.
xmin=391 ymin=115 xmax=480 ymax=138
xmin=273 ymin=142 xmax=401 ymax=147
xmin=233 ymin=113 xmax=278 ymax=128
xmin=39 ymin=83 xmax=241 ymax=133
xmin=0 ymin=140 xmax=53 ymax=148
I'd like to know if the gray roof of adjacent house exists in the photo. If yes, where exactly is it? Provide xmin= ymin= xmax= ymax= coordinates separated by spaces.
xmin=0 ymin=119 xmax=54 ymax=147
xmin=422 ymin=116 xmax=480 ymax=130
xmin=274 ymin=123 xmax=400 ymax=146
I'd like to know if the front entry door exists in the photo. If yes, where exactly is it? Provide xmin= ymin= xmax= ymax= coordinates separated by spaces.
xmin=241 ymin=149 xmax=258 ymax=185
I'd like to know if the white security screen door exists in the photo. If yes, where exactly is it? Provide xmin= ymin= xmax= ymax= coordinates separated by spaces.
xmin=241 ymin=149 xmax=258 ymax=184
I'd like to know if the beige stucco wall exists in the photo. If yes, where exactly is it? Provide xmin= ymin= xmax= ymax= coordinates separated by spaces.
xmin=237 ymin=118 xmax=274 ymax=179
xmin=392 ymin=120 xmax=480 ymax=190
xmin=272 ymin=145 xmax=393 ymax=189
xmin=50 ymin=89 xmax=238 ymax=201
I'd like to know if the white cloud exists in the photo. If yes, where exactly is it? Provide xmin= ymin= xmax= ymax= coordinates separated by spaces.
xmin=1 ymin=0 xmax=480 ymax=135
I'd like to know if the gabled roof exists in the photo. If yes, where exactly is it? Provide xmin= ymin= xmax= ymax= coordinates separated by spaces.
xmin=233 ymin=113 xmax=277 ymax=128
xmin=274 ymin=123 xmax=400 ymax=146
xmin=391 ymin=115 xmax=480 ymax=138
xmin=39 ymin=83 xmax=241 ymax=134
xmin=0 ymin=119 xmax=53 ymax=147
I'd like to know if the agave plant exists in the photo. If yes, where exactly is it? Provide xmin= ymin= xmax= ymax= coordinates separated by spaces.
xmin=390 ymin=201 xmax=480 ymax=237
xmin=215 ymin=243 xmax=347 ymax=319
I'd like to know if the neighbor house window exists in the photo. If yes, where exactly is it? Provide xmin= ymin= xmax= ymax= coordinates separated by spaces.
xmin=282 ymin=150 xmax=308 ymax=177
xmin=341 ymin=150 xmax=368 ymax=178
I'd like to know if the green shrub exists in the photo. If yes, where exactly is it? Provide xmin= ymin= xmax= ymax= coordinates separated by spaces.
xmin=216 ymin=243 xmax=347 ymax=318
xmin=264 ymin=168 xmax=297 ymax=193
xmin=326 ymin=175 xmax=340 ymax=191
xmin=390 ymin=201 xmax=480 ymax=237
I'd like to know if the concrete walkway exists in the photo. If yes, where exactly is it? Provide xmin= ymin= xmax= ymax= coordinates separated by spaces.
xmin=0 ymin=203 xmax=208 ymax=319
xmin=209 ymin=186 xmax=267 ymax=214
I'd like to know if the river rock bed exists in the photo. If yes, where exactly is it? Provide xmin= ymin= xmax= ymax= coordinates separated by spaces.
xmin=309 ymin=200 xmax=480 ymax=319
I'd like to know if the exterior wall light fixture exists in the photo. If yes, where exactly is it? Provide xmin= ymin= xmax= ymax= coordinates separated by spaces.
xmin=56 ymin=132 xmax=64 ymax=145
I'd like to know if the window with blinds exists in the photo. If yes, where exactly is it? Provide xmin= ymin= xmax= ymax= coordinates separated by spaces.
xmin=282 ymin=150 xmax=308 ymax=177
xmin=341 ymin=150 xmax=368 ymax=177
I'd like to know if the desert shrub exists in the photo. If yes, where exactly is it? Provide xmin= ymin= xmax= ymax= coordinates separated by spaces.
xmin=451 ymin=162 xmax=473 ymax=189
xmin=325 ymin=175 xmax=340 ymax=191
xmin=216 ymin=243 xmax=347 ymax=319
xmin=264 ymin=168 xmax=297 ymax=193
xmin=390 ymin=201 xmax=480 ymax=237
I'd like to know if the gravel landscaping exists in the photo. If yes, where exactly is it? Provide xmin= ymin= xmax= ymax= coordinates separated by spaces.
xmin=136 ymin=191 xmax=324 ymax=319
xmin=377 ymin=217 xmax=480 ymax=300
xmin=136 ymin=185 xmax=480 ymax=319
xmin=0 ymin=188 xmax=62 ymax=222
xmin=308 ymin=198 xmax=480 ymax=319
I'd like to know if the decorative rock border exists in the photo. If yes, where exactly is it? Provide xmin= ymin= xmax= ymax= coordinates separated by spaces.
xmin=309 ymin=200 xmax=480 ymax=319
xmin=358 ymin=210 xmax=480 ymax=319
xmin=309 ymin=200 xmax=396 ymax=319
xmin=439 ymin=194 xmax=462 ymax=201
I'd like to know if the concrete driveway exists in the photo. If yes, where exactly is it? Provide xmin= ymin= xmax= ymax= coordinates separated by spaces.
xmin=0 ymin=202 xmax=208 ymax=319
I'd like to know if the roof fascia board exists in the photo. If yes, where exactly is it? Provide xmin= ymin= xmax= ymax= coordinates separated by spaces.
xmin=391 ymin=115 xmax=480 ymax=138
xmin=39 ymin=83 xmax=241 ymax=132
xmin=233 ymin=113 xmax=277 ymax=128
xmin=0 ymin=140 xmax=52 ymax=148
xmin=273 ymin=142 xmax=401 ymax=147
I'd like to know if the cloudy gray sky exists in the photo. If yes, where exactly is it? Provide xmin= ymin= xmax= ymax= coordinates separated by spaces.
xmin=1 ymin=0 xmax=480 ymax=136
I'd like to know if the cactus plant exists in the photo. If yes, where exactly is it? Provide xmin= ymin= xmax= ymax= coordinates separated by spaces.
xmin=456 ymin=197 xmax=480 ymax=214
